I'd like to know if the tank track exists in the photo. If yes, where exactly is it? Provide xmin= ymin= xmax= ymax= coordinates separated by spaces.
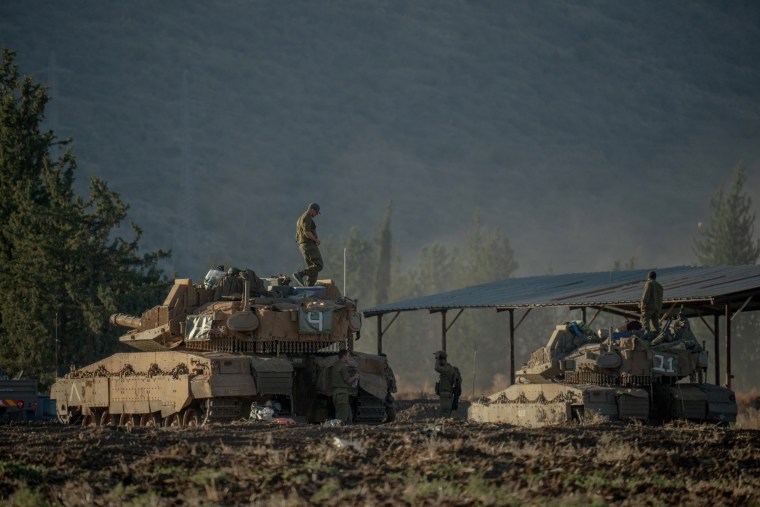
xmin=353 ymin=390 xmax=387 ymax=424
xmin=203 ymin=397 xmax=250 ymax=424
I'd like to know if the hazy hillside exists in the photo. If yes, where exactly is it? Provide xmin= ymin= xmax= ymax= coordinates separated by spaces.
xmin=2 ymin=0 xmax=760 ymax=279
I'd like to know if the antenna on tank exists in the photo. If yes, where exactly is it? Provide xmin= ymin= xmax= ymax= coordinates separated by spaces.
xmin=343 ymin=247 xmax=347 ymax=295
xmin=54 ymin=312 xmax=59 ymax=379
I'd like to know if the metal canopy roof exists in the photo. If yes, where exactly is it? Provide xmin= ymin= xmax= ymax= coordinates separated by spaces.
xmin=363 ymin=265 xmax=760 ymax=318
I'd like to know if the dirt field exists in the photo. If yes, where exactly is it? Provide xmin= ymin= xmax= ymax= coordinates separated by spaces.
xmin=1 ymin=400 xmax=759 ymax=506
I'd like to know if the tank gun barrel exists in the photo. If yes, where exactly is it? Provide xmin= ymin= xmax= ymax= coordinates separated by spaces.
xmin=110 ymin=313 xmax=142 ymax=329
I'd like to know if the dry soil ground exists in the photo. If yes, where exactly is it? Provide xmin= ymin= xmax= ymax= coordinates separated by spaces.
xmin=1 ymin=400 xmax=759 ymax=506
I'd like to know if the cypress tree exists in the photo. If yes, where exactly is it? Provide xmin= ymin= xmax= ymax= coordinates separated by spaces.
xmin=373 ymin=199 xmax=392 ymax=305
xmin=693 ymin=165 xmax=760 ymax=266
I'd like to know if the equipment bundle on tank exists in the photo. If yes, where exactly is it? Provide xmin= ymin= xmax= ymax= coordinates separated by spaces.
xmin=51 ymin=268 xmax=392 ymax=427
xmin=468 ymin=313 xmax=737 ymax=427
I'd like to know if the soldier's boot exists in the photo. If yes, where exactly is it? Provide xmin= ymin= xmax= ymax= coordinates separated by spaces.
xmin=291 ymin=271 xmax=305 ymax=287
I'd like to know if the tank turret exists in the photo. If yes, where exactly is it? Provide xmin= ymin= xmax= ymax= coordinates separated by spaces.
xmin=51 ymin=268 xmax=390 ymax=427
xmin=469 ymin=314 xmax=736 ymax=426
xmin=516 ymin=315 xmax=708 ymax=386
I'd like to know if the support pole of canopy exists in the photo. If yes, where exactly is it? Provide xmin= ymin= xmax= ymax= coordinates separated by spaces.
xmin=731 ymin=296 xmax=752 ymax=319
xmin=509 ymin=308 xmax=515 ymax=386
xmin=581 ymin=307 xmax=587 ymax=322
xmin=441 ymin=310 xmax=447 ymax=352
xmin=725 ymin=304 xmax=732 ymax=389
xmin=587 ymin=306 xmax=604 ymax=327
xmin=714 ymin=314 xmax=720 ymax=386
xmin=375 ymin=312 xmax=401 ymax=355
xmin=435 ymin=308 xmax=464 ymax=353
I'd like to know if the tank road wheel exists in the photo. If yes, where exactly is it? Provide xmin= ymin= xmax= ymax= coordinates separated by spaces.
xmin=58 ymin=407 xmax=82 ymax=425
xmin=119 ymin=414 xmax=138 ymax=427
xmin=182 ymin=408 xmax=202 ymax=427
xmin=82 ymin=409 xmax=103 ymax=427
xmin=164 ymin=413 xmax=182 ymax=428
xmin=140 ymin=413 xmax=162 ymax=428
xmin=100 ymin=411 xmax=117 ymax=427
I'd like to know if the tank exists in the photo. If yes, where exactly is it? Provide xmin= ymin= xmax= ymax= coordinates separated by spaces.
xmin=51 ymin=269 xmax=392 ymax=426
xmin=468 ymin=313 xmax=737 ymax=427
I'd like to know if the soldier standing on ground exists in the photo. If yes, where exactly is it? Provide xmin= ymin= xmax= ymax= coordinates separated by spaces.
xmin=434 ymin=350 xmax=456 ymax=418
xmin=292 ymin=202 xmax=323 ymax=287
xmin=379 ymin=353 xmax=397 ymax=422
xmin=332 ymin=349 xmax=358 ymax=423
xmin=640 ymin=270 xmax=664 ymax=334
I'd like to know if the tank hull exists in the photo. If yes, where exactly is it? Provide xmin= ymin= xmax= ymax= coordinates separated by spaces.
xmin=51 ymin=349 xmax=389 ymax=426
xmin=468 ymin=382 xmax=736 ymax=426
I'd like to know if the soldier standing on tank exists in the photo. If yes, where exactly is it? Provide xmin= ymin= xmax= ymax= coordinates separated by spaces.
xmin=292 ymin=202 xmax=323 ymax=287
xmin=640 ymin=270 xmax=664 ymax=334
xmin=379 ymin=353 xmax=397 ymax=422
xmin=434 ymin=350 xmax=456 ymax=418
xmin=332 ymin=349 xmax=358 ymax=423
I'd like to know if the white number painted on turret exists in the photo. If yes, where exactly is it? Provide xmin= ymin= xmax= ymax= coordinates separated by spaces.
xmin=298 ymin=309 xmax=333 ymax=334
xmin=306 ymin=311 xmax=324 ymax=331
xmin=652 ymin=353 xmax=677 ymax=373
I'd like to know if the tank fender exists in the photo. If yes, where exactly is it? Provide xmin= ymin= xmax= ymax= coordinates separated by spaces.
xmin=191 ymin=372 xmax=257 ymax=399
xmin=250 ymin=356 xmax=293 ymax=395
xmin=350 ymin=352 xmax=388 ymax=400
xmin=51 ymin=379 xmax=73 ymax=416
xmin=582 ymin=387 xmax=618 ymax=417
xmin=49 ymin=377 xmax=108 ymax=417
xmin=108 ymin=375 xmax=189 ymax=415
xmin=697 ymin=384 xmax=737 ymax=423
xmin=161 ymin=377 xmax=193 ymax=418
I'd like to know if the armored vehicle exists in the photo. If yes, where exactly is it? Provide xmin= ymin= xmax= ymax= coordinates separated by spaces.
xmin=51 ymin=269 xmax=391 ymax=426
xmin=469 ymin=314 xmax=737 ymax=427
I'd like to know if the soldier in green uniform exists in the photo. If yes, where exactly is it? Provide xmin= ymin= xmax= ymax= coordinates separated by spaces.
xmin=292 ymin=202 xmax=323 ymax=287
xmin=332 ymin=349 xmax=358 ymax=423
xmin=434 ymin=350 xmax=456 ymax=418
xmin=379 ymin=353 xmax=397 ymax=422
xmin=640 ymin=271 xmax=664 ymax=334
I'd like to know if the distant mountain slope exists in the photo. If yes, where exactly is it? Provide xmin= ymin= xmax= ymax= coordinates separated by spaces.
xmin=2 ymin=0 xmax=759 ymax=277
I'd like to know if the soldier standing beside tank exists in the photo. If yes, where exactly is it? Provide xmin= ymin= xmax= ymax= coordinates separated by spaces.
xmin=434 ymin=350 xmax=456 ymax=418
xmin=292 ymin=202 xmax=323 ymax=287
xmin=640 ymin=271 xmax=664 ymax=334
xmin=332 ymin=349 xmax=358 ymax=424
xmin=379 ymin=353 xmax=397 ymax=422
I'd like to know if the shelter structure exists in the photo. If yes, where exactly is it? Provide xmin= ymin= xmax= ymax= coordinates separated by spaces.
xmin=362 ymin=265 xmax=760 ymax=389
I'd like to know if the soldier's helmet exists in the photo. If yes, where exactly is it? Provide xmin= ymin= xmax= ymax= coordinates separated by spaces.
xmin=228 ymin=267 xmax=241 ymax=277
xmin=648 ymin=271 xmax=657 ymax=280
xmin=434 ymin=350 xmax=447 ymax=359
